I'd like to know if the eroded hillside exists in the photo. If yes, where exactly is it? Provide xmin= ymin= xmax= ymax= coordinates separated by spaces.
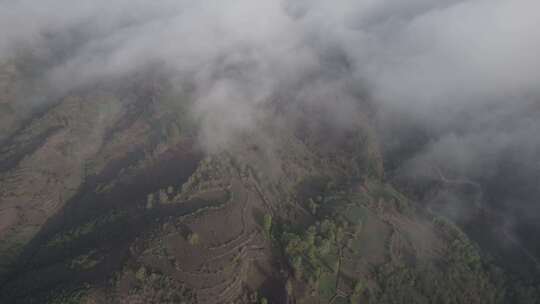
xmin=0 ymin=63 xmax=538 ymax=304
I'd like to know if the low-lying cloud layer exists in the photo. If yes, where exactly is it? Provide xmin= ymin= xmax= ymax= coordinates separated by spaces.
xmin=2 ymin=0 xmax=540 ymax=259
xmin=2 ymin=0 xmax=538 ymax=110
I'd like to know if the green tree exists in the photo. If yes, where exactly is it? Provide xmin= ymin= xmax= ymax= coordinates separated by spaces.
xmin=263 ymin=214 xmax=272 ymax=237
xmin=320 ymin=220 xmax=337 ymax=242
xmin=318 ymin=238 xmax=331 ymax=256
xmin=167 ymin=122 xmax=181 ymax=140
xmin=307 ymin=246 xmax=317 ymax=264
xmin=159 ymin=189 xmax=169 ymax=205
xmin=135 ymin=266 xmax=147 ymax=281
xmin=308 ymin=199 xmax=318 ymax=215
xmin=350 ymin=280 xmax=364 ymax=303
xmin=187 ymin=232 xmax=200 ymax=245
xmin=146 ymin=193 xmax=155 ymax=209
xmin=291 ymin=256 xmax=303 ymax=280
xmin=305 ymin=226 xmax=317 ymax=246
xmin=314 ymin=266 xmax=322 ymax=280
xmin=336 ymin=226 xmax=345 ymax=242
xmin=286 ymin=279 xmax=293 ymax=296
xmin=249 ymin=291 xmax=258 ymax=303
xmin=284 ymin=233 xmax=306 ymax=254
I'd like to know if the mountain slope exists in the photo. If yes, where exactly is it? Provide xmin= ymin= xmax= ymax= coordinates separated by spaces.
xmin=0 ymin=67 xmax=538 ymax=304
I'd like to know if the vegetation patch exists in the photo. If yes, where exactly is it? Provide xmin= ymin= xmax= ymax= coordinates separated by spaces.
xmin=68 ymin=250 xmax=103 ymax=270
xmin=47 ymin=210 xmax=126 ymax=248
xmin=319 ymin=272 xmax=337 ymax=302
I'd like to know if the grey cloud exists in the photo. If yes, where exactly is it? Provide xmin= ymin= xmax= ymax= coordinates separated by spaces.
xmin=1 ymin=0 xmax=540 ymax=239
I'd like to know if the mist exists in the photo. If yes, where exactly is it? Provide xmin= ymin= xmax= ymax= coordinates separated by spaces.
xmin=2 ymin=0 xmax=540 ymax=267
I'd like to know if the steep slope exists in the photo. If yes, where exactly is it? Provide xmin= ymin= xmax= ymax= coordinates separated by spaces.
xmin=0 ymin=72 xmax=538 ymax=304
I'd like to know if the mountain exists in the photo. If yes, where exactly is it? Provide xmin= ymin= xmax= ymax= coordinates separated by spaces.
xmin=0 ymin=62 xmax=538 ymax=304
xmin=2 ymin=1 xmax=540 ymax=302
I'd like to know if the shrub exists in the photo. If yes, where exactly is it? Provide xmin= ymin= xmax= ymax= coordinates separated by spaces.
xmin=187 ymin=232 xmax=200 ymax=245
